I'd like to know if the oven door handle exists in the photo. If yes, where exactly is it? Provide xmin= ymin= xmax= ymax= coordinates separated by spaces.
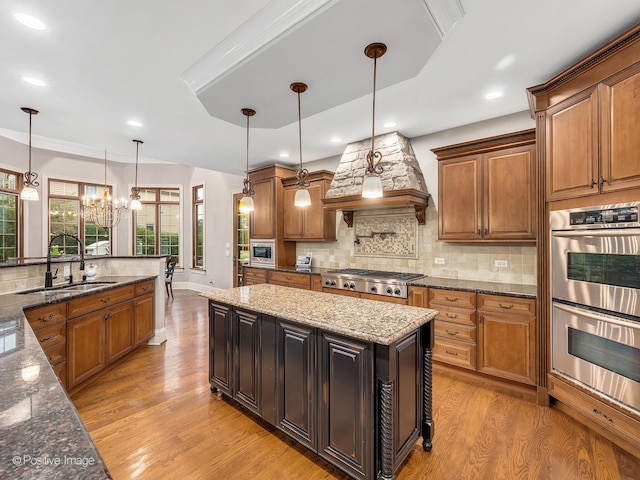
xmin=552 ymin=228 xmax=640 ymax=238
xmin=553 ymin=302 xmax=640 ymax=329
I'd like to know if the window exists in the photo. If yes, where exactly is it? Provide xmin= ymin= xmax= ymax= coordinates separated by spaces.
xmin=48 ymin=179 xmax=111 ymax=255
xmin=133 ymin=188 xmax=180 ymax=262
xmin=192 ymin=185 xmax=204 ymax=269
xmin=0 ymin=168 xmax=22 ymax=261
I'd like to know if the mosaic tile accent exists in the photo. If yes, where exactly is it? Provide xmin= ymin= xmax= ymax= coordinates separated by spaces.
xmin=354 ymin=212 xmax=417 ymax=258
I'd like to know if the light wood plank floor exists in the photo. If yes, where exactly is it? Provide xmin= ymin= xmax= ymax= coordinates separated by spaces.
xmin=71 ymin=290 xmax=640 ymax=479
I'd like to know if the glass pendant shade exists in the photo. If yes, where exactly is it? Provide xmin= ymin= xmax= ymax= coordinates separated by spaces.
xmin=20 ymin=185 xmax=39 ymax=201
xmin=129 ymin=198 xmax=142 ymax=211
xmin=362 ymin=174 xmax=384 ymax=198
xmin=239 ymin=195 xmax=254 ymax=213
xmin=294 ymin=187 xmax=311 ymax=207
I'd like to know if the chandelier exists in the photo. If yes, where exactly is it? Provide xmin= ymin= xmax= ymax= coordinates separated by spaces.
xmin=291 ymin=82 xmax=311 ymax=207
xmin=239 ymin=108 xmax=256 ymax=213
xmin=362 ymin=42 xmax=387 ymax=199
xmin=82 ymin=150 xmax=129 ymax=228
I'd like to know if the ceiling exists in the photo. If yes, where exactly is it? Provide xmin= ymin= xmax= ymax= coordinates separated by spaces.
xmin=1 ymin=0 xmax=639 ymax=174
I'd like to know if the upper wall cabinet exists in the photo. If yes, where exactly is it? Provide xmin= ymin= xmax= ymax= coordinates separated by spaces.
xmin=282 ymin=171 xmax=336 ymax=242
xmin=433 ymin=130 xmax=537 ymax=242
xmin=528 ymin=24 xmax=640 ymax=202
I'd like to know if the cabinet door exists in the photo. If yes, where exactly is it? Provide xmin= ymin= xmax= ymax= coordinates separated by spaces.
xmin=68 ymin=310 xmax=105 ymax=389
xmin=438 ymin=155 xmax=482 ymax=240
xmin=251 ymin=179 xmax=275 ymax=239
xmin=134 ymin=293 xmax=154 ymax=346
xmin=545 ymin=88 xmax=599 ymax=200
xmin=408 ymin=286 xmax=429 ymax=307
xmin=318 ymin=332 xmax=373 ymax=480
xmin=234 ymin=309 xmax=261 ymax=414
xmin=283 ymin=186 xmax=304 ymax=239
xmin=477 ymin=312 xmax=536 ymax=385
xmin=300 ymin=182 xmax=328 ymax=240
xmin=209 ymin=302 xmax=232 ymax=395
xmin=276 ymin=320 xmax=316 ymax=450
xmin=483 ymin=145 xmax=536 ymax=240
xmin=105 ymin=300 xmax=134 ymax=365
xmin=600 ymin=63 xmax=640 ymax=193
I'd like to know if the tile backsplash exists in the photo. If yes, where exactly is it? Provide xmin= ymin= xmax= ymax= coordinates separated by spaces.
xmin=299 ymin=206 xmax=536 ymax=285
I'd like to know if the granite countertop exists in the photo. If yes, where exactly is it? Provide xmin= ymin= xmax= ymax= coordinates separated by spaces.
xmin=0 ymin=275 xmax=156 ymax=479
xmin=244 ymin=265 xmax=537 ymax=299
xmin=201 ymin=284 xmax=438 ymax=345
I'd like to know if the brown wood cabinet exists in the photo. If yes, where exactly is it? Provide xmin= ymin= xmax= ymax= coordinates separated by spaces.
xmin=541 ymin=63 xmax=640 ymax=201
xmin=243 ymin=266 xmax=267 ymax=286
xmin=24 ymin=303 xmax=68 ymax=388
xmin=282 ymin=171 xmax=336 ymax=241
xmin=267 ymin=270 xmax=311 ymax=290
xmin=433 ymin=130 xmax=537 ymax=242
xmin=105 ymin=300 xmax=135 ymax=365
xmin=408 ymin=286 xmax=429 ymax=308
xmin=134 ymin=293 xmax=155 ymax=346
xmin=68 ymin=309 xmax=105 ymax=388
xmin=477 ymin=294 xmax=536 ymax=385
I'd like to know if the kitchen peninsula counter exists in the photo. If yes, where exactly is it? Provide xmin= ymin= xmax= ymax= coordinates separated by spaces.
xmin=0 ymin=275 xmax=158 ymax=480
xmin=201 ymin=284 xmax=438 ymax=480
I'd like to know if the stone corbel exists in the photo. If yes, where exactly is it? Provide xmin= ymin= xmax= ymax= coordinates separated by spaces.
xmin=342 ymin=210 xmax=354 ymax=227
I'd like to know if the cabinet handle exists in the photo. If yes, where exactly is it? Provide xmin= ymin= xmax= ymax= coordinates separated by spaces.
xmin=445 ymin=313 xmax=458 ymax=319
xmin=498 ymin=303 xmax=514 ymax=309
xmin=101 ymin=297 xmax=111 ymax=303
xmin=40 ymin=335 xmax=55 ymax=343
xmin=592 ymin=408 xmax=613 ymax=422
xmin=589 ymin=178 xmax=596 ymax=188
xmin=483 ymin=228 xmax=488 ymax=236
xmin=444 ymin=296 xmax=458 ymax=302
xmin=477 ymin=228 xmax=481 ymax=236
xmin=445 ymin=349 xmax=458 ymax=356
xmin=104 ymin=312 xmax=113 ymax=320
xmin=38 ymin=313 xmax=55 ymax=323
xmin=445 ymin=329 xmax=459 ymax=336
xmin=48 ymin=355 xmax=55 ymax=362
xmin=479 ymin=316 xmax=484 ymax=323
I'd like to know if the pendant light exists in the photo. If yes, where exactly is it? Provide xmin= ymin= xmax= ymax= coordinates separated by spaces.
xmin=239 ymin=108 xmax=256 ymax=213
xmin=291 ymin=82 xmax=311 ymax=207
xmin=129 ymin=139 xmax=143 ymax=211
xmin=20 ymin=107 xmax=40 ymax=201
xmin=362 ymin=42 xmax=387 ymax=199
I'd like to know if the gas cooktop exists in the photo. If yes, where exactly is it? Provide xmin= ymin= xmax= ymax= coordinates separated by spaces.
xmin=322 ymin=269 xmax=425 ymax=298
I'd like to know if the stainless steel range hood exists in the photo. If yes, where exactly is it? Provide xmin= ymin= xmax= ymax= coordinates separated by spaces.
xmin=322 ymin=131 xmax=430 ymax=226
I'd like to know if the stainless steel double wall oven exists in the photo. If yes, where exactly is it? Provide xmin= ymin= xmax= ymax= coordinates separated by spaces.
xmin=550 ymin=202 xmax=640 ymax=414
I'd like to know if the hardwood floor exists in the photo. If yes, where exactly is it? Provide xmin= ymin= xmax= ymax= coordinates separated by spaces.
xmin=71 ymin=290 xmax=640 ymax=480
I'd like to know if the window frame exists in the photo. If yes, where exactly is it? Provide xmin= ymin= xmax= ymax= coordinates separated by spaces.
xmin=0 ymin=167 xmax=24 ymax=261
xmin=192 ymin=184 xmax=205 ymax=271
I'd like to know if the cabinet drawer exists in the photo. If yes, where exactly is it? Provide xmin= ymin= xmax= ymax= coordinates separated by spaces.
xmin=434 ymin=320 xmax=476 ymax=343
xmin=478 ymin=294 xmax=535 ymax=316
xmin=68 ymin=285 xmax=134 ymax=318
xmin=43 ymin=340 xmax=66 ymax=366
xmin=359 ymin=292 xmax=408 ymax=305
xmin=323 ymin=287 xmax=360 ymax=298
xmin=244 ymin=267 xmax=267 ymax=284
xmin=432 ymin=306 xmax=477 ymax=326
xmin=135 ymin=280 xmax=155 ymax=296
xmin=24 ymin=303 xmax=66 ymax=329
xmin=34 ymin=321 xmax=66 ymax=350
xmin=428 ymin=288 xmax=476 ymax=309
xmin=548 ymin=375 xmax=640 ymax=448
xmin=268 ymin=270 xmax=311 ymax=289
xmin=433 ymin=338 xmax=476 ymax=370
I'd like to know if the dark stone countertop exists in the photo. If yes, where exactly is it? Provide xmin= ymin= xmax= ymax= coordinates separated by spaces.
xmin=0 ymin=275 xmax=156 ymax=479
xmin=244 ymin=265 xmax=537 ymax=298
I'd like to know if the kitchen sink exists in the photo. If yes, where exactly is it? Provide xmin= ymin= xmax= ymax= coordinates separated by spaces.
xmin=17 ymin=281 xmax=117 ymax=295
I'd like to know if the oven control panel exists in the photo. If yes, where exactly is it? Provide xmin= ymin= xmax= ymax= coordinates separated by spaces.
xmin=570 ymin=206 xmax=638 ymax=226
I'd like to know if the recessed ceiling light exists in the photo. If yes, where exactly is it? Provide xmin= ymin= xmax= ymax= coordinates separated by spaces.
xmin=485 ymin=91 xmax=503 ymax=100
xmin=279 ymin=152 xmax=289 ymax=158
xmin=23 ymin=76 xmax=46 ymax=87
xmin=496 ymin=54 xmax=516 ymax=71
xmin=15 ymin=13 xmax=46 ymax=30
xmin=127 ymin=120 xmax=143 ymax=127
xmin=330 ymin=137 xmax=341 ymax=143
xmin=383 ymin=122 xmax=396 ymax=128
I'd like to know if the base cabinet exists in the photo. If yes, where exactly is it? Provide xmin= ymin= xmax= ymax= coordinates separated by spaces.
xmin=68 ymin=310 xmax=105 ymax=389
xmin=208 ymin=300 xmax=431 ymax=480
xmin=105 ymin=300 xmax=134 ymax=365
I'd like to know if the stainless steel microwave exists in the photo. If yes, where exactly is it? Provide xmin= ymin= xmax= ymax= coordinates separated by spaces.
xmin=249 ymin=239 xmax=275 ymax=268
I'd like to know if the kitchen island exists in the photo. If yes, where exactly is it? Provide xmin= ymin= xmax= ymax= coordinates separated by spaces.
xmin=201 ymin=284 xmax=438 ymax=480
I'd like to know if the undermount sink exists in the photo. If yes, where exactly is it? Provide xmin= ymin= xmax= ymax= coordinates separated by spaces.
xmin=17 ymin=281 xmax=117 ymax=295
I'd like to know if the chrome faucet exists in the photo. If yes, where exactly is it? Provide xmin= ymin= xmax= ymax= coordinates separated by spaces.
xmin=45 ymin=233 xmax=85 ymax=288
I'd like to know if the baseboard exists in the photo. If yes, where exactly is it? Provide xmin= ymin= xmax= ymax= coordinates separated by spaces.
xmin=171 ymin=281 xmax=223 ymax=293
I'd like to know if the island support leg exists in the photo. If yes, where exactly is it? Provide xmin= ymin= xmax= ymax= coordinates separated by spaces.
xmin=376 ymin=344 xmax=396 ymax=480
xmin=421 ymin=321 xmax=435 ymax=452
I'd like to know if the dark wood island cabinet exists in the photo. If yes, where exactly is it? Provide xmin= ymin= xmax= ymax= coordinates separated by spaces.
xmin=202 ymin=284 xmax=438 ymax=480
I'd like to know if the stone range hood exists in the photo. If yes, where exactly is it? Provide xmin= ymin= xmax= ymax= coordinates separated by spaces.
xmin=322 ymin=131 xmax=430 ymax=227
